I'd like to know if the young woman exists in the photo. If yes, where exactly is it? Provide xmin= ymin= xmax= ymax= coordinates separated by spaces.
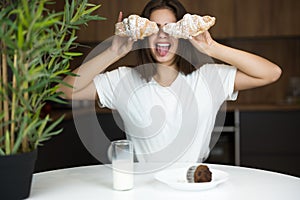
xmin=58 ymin=0 xmax=281 ymax=163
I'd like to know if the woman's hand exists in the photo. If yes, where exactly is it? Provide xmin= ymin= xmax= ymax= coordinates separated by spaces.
xmin=109 ymin=12 xmax=134 ymax=57
xmin=188 ymin=31 xmax=215 ymax=56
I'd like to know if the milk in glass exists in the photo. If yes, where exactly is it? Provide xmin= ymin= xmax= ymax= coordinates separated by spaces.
xmin=111 ymin=140 xmax=134 ymax=190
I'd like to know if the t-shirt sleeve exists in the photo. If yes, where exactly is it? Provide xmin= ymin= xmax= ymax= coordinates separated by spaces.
xmin=200 ymin=64 xmax=238 ymax=102
xmin=217 ymin=64 xmax=238 ymax=101
xmin=93 ymin=66 xmax=130 ymax=109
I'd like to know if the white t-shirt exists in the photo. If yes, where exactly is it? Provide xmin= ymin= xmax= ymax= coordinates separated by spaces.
xmin=93 ymin=64 xmax=237 ymax=163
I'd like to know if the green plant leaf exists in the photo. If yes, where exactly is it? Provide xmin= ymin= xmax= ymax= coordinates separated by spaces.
xmin=35 ymin=0 xmax=46 ymax=21
xmin=5 ymin=130 xmax=11 ymax=154
xmin=24 ymin=79 xmax=48 ymax=93
xmin=36 ymin=115 xmax=49 ymax=141
xmin=21 ymin=0 xmax=30 ymax=19
xmin=17 ymin=21 xmax=24 ymax=48
xmin=0 ymin=147 xmax=5 ymax=156
xmin=82 ymin=4 xmax=101 ymax=16
xmin=45 ymin=95 xmax=67 ymax=104
xmin=12 ymin=116 xmax=39 ymax=154
xmin=33 ymin=17 xmax=60 ymax=30
xmin=63 ymin=52 xmax=83 ymax=56
xmin=64 ymin=0 xmax=71 ymax=23
xmin=42 ymin=115 xmax=65 ymax=136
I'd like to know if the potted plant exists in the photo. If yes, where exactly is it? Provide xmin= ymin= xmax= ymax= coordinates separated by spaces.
xmin=0 ymin=0 xmax=104 ymax=199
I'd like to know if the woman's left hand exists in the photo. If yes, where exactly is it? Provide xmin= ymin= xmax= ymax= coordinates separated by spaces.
xmin=188 ymin=31 xmax=215 ymax=55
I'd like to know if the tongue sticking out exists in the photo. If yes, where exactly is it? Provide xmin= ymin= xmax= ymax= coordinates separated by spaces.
xmin=156 ymin=45 xmax=169 ymax=57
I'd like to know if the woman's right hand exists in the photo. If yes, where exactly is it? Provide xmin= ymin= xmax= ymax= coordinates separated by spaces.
xmin=109 ymin=12 xmax=135 ymax=57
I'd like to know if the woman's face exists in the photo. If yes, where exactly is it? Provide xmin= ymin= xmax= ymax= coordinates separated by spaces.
xmin=148 ymin=8 xmax=179 ymax=66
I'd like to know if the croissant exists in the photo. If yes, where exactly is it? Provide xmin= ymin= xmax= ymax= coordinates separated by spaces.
xmin=115 ymin=14 xmax=159 ymax=41
xmin=162 ymin=13 xmax=216 ymax=39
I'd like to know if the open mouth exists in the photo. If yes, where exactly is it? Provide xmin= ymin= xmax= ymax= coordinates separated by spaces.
xmin=156 ymin=43 xmax=171 ymax=57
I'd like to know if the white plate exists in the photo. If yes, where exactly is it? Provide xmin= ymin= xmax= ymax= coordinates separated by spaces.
xmin=154 ymin=166 xmax=229 ymax=191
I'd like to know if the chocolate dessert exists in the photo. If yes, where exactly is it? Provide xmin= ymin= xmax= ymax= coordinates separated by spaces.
xmin=186 ymin=164 xmax=212 ymax=183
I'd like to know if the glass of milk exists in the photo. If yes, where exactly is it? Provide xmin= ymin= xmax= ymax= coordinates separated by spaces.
xmin=111 ymin=140 xmax=134 ymax=190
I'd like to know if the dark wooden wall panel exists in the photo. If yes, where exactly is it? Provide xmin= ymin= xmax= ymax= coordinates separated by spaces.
xmin=223 ymin=37 xmax=300 ymax=104
xmin=234 ymin=0 xmax=300 ymax=37
xmin=182 ymin=0 xmax=235 ymax=39
xmin=73 ymin=0 xmax=300 ymax=41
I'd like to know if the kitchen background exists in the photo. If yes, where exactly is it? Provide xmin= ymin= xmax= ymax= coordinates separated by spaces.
xmin=35 ymin=0 xmax=300 ymax=177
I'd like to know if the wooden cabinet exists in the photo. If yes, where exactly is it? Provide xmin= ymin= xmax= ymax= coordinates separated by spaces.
xmin=240 ymin=110 xmax=300 ymax=177
xmin=73 ymin=0 xmax=300 ymax=42
xmin=35 ymin=117 xmax=100 ymax=172
xmin=234 ymin=0 xmax=300 ymax=37
xmin=181 ymin=0 xmax=235 ymax=39
xmin=187 ymin=0 xmax=300 ymax=37
xmin=35 ymin=112 xmax=125 ymax=172
xmin=76 ymin=0 xmax=150 ymax=42
xmin=222 ymin=37 xmax=300 ymax=105
xmin=76 ymin=0 xmax=236 ymax=41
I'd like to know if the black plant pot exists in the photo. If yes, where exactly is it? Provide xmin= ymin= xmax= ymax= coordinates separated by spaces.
xmin=0 ymin=150 xmax=37 ymax=200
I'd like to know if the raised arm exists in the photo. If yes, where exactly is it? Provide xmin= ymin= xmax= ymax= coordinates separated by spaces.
xmin=58 ymin=12 xmax=134 ymax=100
xmin=189 ymin=31 xmax=282 ymax=91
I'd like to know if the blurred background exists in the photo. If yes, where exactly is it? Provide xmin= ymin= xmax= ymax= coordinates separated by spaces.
xmin=36 ymin=0 xmax=300 ymax=177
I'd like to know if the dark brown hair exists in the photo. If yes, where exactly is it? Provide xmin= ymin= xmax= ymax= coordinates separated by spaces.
xmin=136 ymin=0 xmax=198 ymax=78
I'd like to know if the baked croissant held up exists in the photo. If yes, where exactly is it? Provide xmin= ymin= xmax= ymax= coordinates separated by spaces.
xmin=115 ymin=14 xmax=159 ymax=41
xmin=162 ymin=13 xmax=216 ymax=39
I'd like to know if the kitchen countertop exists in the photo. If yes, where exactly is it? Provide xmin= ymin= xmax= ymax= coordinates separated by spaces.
xmin=226 ymin=102 xmax=300 ymax=111
xmin=48 ymin=101 xmax=300 ymax=120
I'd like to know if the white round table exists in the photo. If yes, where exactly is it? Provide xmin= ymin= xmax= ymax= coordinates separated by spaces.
xmin=29 ymin=163 xmax=300 ymax=200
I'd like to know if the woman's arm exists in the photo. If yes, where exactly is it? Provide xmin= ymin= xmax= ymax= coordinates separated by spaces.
xmin=58 ymin=12 xmax=134 ymax=100
xmin=189 ymin=31 xmax=282 ymax=91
